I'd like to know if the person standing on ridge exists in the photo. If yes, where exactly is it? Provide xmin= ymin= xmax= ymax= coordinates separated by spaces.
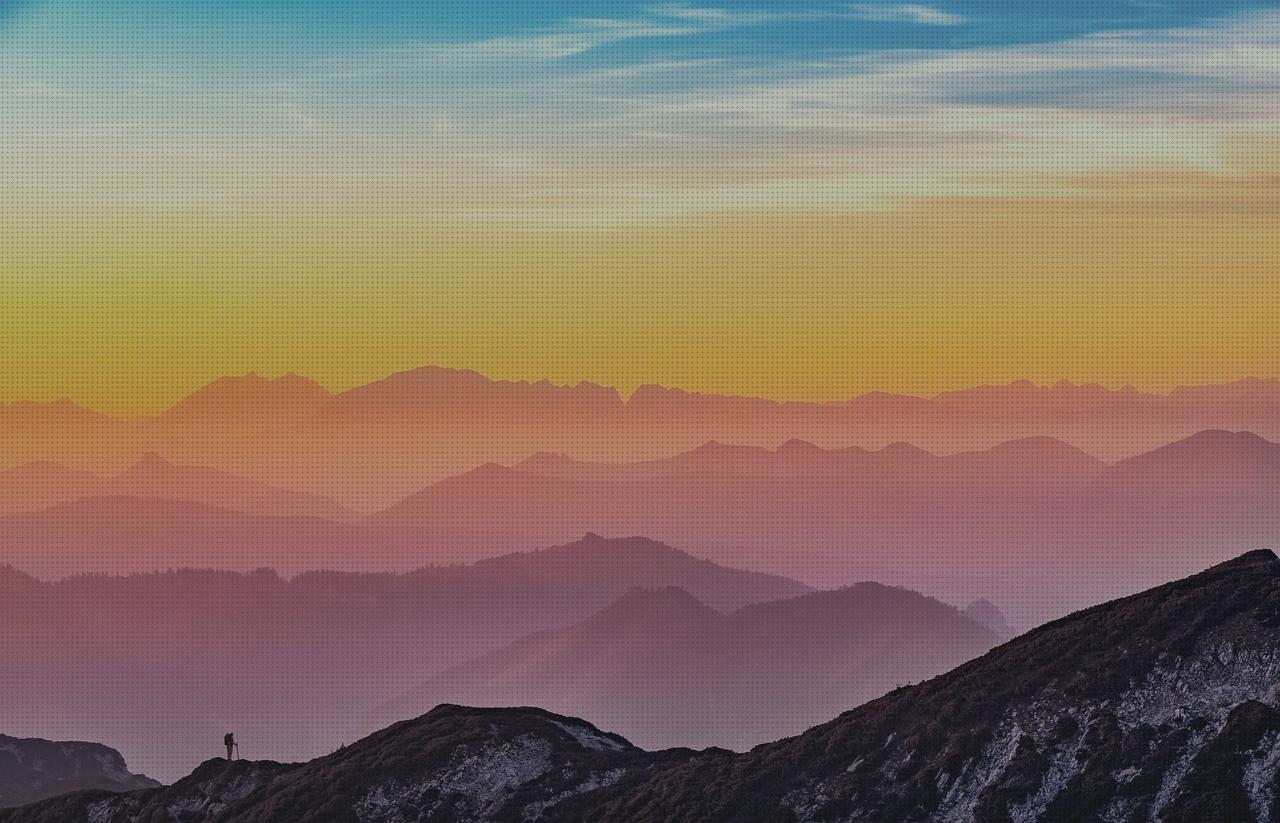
xmin=224 ymin=732 xmax=236 ymax=761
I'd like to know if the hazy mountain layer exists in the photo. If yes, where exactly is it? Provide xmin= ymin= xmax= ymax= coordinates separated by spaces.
xmin=6 ymin=430 xmax=1279 ymax=627
xmin=7 ymin=368 xmax=1280 ymax=509
xmin=0 ymin=536 xmax=804 ymax=782
xmin=376 ymin=583 xmax=1001 ymax=752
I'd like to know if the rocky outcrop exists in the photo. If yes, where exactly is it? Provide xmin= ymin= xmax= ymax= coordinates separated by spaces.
xmin=0 ymin=736 xmax=157 ymax=810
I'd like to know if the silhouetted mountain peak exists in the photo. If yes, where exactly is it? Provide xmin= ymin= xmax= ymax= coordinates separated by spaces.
xmin=877 ymin=441 xmax=934 ymax=459
xmin=559 ymin=533 xmax=673 ymax=554
xmin=469 ymin=461 xmax=521 ymax=478
xmin=1204 ymin=547 xmax=1279 ymax=575
xmin=964 ymin=597 xmax=1014 ymax=637
xmin=531 ymin=534 xmax=697 ymax=564
xmin=153 ymin=372 xmax=332 ymax=429
xmin=175 ymin=371 xmax=328 ymax=401
xmin=123 ymin=452 xmax=174 ymax=473
xmin=685 ymin=440 xmax=763 ymax=458
xmin=350 ymin=365 xmax=622 ymax=405
xmin=1091 ymin=430 xmax=1280 ymax=501
xmin=981 ymin=435 xmax=1101 ymax=463
xmin=776 ymin=438 xmax=825 ymax=455
xmin=1154 ymin=428 xmax=1275 ymax=456
xmin=626 ymin=383 xmax=687 ymax=403
xmin=732 ymin=581 xmax=983 ymax=628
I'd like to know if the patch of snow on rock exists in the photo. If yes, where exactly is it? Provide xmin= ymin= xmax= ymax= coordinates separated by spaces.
xmin=783 ymin=780 xmax=833 ymax=823
xmin=1116 ymin=640 xmax=1280 ymax=730
xmin=1007 ymin=711 xmax=1093 ymax=823
xmin=166 ymin=773 xmax=263 ymax=819
xmin=523 ymin=767 xmax=626 ymax=818
xmin=355 ymin=734 xmax=553 ymax=823
xmin=551 ymin=720 xmax=626 ymax=752
xmin=931 ymin=723 xmax=1024 ymax=823
xmin=1244 ymin=730 xmax=1280 ymax=823
xmin=86 ymin=799 xmax=117 ymax=823
xmin=166 ymin=770 xmax=266 ymax=820
xmin=1151 ymin=723 xmax=1221 ymax=819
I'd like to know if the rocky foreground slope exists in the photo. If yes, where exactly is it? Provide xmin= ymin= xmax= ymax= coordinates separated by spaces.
xmin=3 ymin=550 xmax=1277 ymax=822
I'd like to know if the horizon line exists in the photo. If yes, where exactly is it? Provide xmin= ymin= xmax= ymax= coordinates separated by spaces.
xmin=3 ymin=364 xmax=1280 ymax=423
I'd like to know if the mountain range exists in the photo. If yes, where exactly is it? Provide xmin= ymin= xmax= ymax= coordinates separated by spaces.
xmin=5 ymin=429 xmax=1280 ymax=626
xmin=372 ymin=583 xmax=1003 ymax=752
xmin=7 ymin=368 xmax=1280 ymax=509
xmin=5 ymin=550 xmax=1275 ymax=822
xmin=0 ymin=536 xmax=807 ymax=782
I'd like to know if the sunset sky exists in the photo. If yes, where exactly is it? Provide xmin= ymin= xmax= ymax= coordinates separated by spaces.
xmin=2 ymin=0 xmax=1277 ymax=416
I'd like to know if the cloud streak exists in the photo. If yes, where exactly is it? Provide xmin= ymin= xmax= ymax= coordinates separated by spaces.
xmin=2 ymin=2 xmax=1277 ymax=223
xmin=848 ymin=4 xmax=967 ymax=26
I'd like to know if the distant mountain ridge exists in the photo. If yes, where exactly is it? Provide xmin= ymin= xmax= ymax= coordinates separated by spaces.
xmin=3 ymin=431 xmax=1279 ymax=627
xmin=6 ymin=550 xmax=1276 ymax=822
xmin=512 ymin=435 xmax=1104 ymax=484
xmin=373 ymin=582 xmax=1001 ymax=751
xmin=1088 ymin=429 xmax=1280 ymax=505
xmin=0 ymin=454 xmax=355 ymax=521
xmin=366 ymin=430 xmax=1280 ymax=626
xmin=6 ymin=367 xmax=1280 ymax=508
xmin=0 ymin=735 xmax=156 ymax=809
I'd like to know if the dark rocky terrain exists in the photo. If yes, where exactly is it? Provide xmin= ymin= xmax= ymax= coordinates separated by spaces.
xmin=0 ymin=709 xmax=658 ymax=823
xmin=4 ymin=549 xmax=1276 ymax=822
xmin=0 ymin=736 xmax=156 ymax=809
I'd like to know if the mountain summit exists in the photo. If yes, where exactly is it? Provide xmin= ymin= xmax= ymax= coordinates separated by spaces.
xmin=5 ymin=550 xmax=1276 ymax=821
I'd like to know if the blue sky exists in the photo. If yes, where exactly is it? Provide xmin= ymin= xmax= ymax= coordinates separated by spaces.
xmin=9 ymin=1 xmax=1277 ymax=46
xmin=1 ymin=0 xmax=1277 ymax=223
xmin=8 ymin=0 xmax=1279 ymax=79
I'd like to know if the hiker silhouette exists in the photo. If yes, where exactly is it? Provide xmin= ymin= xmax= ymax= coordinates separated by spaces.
xmin=224 ymin=732 xmax=236 ymax=761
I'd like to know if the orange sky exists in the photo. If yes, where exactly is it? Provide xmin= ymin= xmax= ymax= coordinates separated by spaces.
xmin=3 ymin=191 xmax=1278 ymax=418
xmin=4 ymin=3 xmax=1277 ymax=416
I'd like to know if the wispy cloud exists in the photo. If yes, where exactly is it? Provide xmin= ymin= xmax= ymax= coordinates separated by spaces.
xmin=343 ymin=2 xmax=972 ymax=82
xmin=848 ymin=4 xmax=967 ymax=26
xmin=4 ymin=2 xmax=1277 ymax=224
xmin=645 ymin=3 xmax=969 ymax=29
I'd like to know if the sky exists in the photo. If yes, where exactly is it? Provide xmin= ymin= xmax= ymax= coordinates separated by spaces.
xmin=1 ymin=0 xmax=1278 ymax=415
